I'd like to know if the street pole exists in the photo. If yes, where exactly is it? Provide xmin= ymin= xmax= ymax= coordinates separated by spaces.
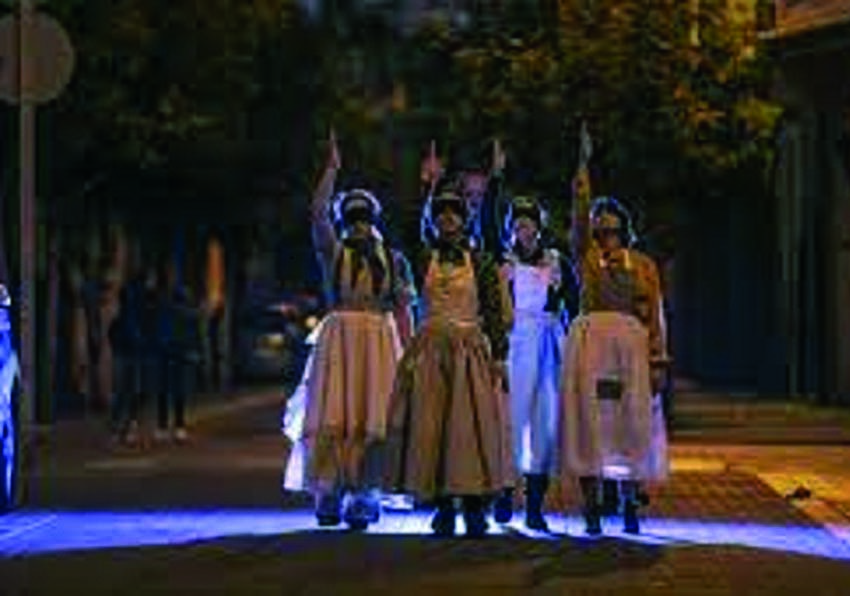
xmin=18 ymin=0 xmax=37 ymax=501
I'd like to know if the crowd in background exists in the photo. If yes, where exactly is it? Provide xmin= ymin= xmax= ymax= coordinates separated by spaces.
xmin=52 ymin=227 xmax=229 ymax=444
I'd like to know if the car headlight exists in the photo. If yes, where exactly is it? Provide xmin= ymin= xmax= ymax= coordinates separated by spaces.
xmin=258 ymin=333 xmax=285 ymax=349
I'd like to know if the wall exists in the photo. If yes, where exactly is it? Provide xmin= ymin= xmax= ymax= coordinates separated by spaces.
xmin=769 ymin=35 xmax=850 ymax=404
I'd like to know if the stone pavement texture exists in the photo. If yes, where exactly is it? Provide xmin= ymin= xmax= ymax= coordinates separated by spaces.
xmin=1 ymin=389 xmax=849 ymax=595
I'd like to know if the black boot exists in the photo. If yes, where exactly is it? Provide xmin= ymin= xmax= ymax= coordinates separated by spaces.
xmin=602 ymin=479 xmax=620 ymax=516
xmin=524 ymin=474 xmax=550 ymax=532
xmin=315 ymin=489 xmax=342 ymax=527
xmin=461 ymin=496 xmax=489 ymax=538
xmin=621 ymin=481 xmax=641 ymax=534
xmin=342 ymin=489 xmax=380 ymax=531
xmin=493 ymin=488 xmax=514 ymax=524
xmin=430 ymin=497 xmax=456 ymax=537
xmin=579 ymin=476 xmax=602 ymax=536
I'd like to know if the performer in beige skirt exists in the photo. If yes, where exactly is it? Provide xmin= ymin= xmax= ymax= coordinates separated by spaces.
xmin=283 ymin=130 xmax=408 ymax=531
xmin=560 ymin=127 xmax=670 ymax=536
xmin=385 ymin=180 xmax=513 ymax=537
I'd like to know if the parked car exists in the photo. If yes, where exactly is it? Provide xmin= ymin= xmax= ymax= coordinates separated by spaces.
xmin=0 ymin=284 xmax=18 ymax=513
xmin=233 ymin=290 xmax=323 ymax=385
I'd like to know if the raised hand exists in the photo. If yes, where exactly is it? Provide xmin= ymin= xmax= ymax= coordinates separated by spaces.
xmin=491 ymin=138 xmax=506 ymax=175
xmin=327 ymin=128 xmax=341 ymax=172
xmin=421 ymin=139 xmax=442 ymax=186
xmin=578 ymin=121 xmax=593 ymax=170
xmin=572 ymin=167 xmax=591 ymax=200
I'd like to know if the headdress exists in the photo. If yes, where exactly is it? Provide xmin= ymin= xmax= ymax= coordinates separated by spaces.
xmin=590 ymin=196 xmax=637 ymax=247
xmin=330 ymin=189 xmax=382 ymax=237
xmin=420 ymin=181 xmax=470 ymax=243
xmin=503 ymin=194 xmax=549 ymax=249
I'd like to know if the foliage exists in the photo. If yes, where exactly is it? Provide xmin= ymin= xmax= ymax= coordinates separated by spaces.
xmin=36 ymin=0 xmax=781 ymax=243
xmin=47 ymin=0 xmax=301 ymax=171
xmin=386 ymin=0 xmax=782 ymax=239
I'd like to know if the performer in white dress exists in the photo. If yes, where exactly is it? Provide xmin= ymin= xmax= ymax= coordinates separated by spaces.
xmin=490 ymin=195 xmax=578 ymax=531
xmin=282 ymin=131 xmax=407 ymax=530
xmin=560 ymin=157 xmax=670 ymax=536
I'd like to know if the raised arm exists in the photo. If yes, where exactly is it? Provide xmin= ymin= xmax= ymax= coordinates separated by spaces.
xmin=570 ymin=123 xmax=594 ymax=265
xmin=570 ymin=167 xmax=592 ymax=265
xmin=409 ymin=140 xmax=443 ymax=282
xmin=479 ymin=138 xmax=508 ymax=262
xmin=310 ymin=129 xmax=341 ymax=266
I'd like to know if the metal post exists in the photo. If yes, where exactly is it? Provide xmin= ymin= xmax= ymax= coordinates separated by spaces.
xmin=17 ymin=0 xmax=36 ymax=502
xmin=15 ymin=0 xmax=36 ymax=503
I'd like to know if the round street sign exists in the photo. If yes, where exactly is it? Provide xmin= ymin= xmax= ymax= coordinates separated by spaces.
xmin=0 ymin=11 xmax=75 ymax=105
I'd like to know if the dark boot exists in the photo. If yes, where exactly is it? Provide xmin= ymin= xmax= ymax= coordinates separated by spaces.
xmin=621 ymin=481 xmax=641 ymax=534
xmin=430 ymin=497 xmax=456 ymax=537
xmin=315 ymin=489 xmax=342 ymax=527
xmin=461 ymin=496 xmax=489 ymax=538
xmin=493 ymin=488 xmax=514 ymax=524
xmin=343 ymin=489 xmax=380 ymax=531
xmin=601 ymin=479 xmax=620 ymax=516
xmin=524 ymin=474 xmax=550 ymax=532
xmin=579 ymin=476 xmax=602 ymax=536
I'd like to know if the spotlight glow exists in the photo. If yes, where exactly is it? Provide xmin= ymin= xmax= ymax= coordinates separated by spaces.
xmin=0 ymin=509 xmax=848 ymax=561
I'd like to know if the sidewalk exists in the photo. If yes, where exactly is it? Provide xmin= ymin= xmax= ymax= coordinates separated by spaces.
xmin=28 ymin=386 xmax=285 ymax=455
xmin=671 ymin=390 xmax=850 ymax=444
xmin=4 ymin=388 xmax=850 ymax=595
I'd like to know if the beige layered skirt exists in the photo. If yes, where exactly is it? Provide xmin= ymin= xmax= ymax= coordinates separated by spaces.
xmin=283 ymin=310 xmax=401 ymax=492
xmin=559 ymin=311 xmax=668 ymax=486
xmin=384 ymin=320 xmax=514 ymax=501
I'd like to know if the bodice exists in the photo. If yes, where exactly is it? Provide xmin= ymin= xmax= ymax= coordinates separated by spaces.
xmin=579 ymin=246 xmax=640 ymax=316
xmin=330 ymin=244 xmax=393 ymax=311
xmin=422 ymin=251 xmax=479 ymax=325
xmin=508 ymin=251 xmax=560 ymax=316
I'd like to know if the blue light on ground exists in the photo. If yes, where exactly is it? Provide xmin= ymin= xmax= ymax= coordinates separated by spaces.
xmin=1 ymin=509 xmax=848 ymax=561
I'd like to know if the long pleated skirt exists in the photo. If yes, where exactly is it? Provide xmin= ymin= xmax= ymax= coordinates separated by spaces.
xmin=384 ymin=320 xmax=514 ymax=501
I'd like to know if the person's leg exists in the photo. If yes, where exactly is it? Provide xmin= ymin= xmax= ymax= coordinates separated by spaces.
xmin=171 ymin=358 xmax=188 ymax=441
xmin=460 ymin=495 xmax=488 ymax=537
xmin=524 ymin=353 xmax=559 ymax=531
xmin=601 ymin=478 xmax=620 ymax=515
xmin=311 ymin=438 xmax=344 ymax=526
xmin=579 ymin=476 xmax=603 ymax=535
xmin=208 ymin=311 xmax=223 ymax=391
xmin=156 ymin=356 xmax=170 ymax=435
xmin=123 ymin=354 xmax=142 ymax=443
xmin=495 ymin=343 xmax=536 ymax=524
xmin=523 ymin=474 xmax=550 ymax=531
xmin=620 ymin=479 xmax=641 ymax=534
xmin=342 ymin=441 xmax=381 ymax=529
xmin=87 ymin=344 xmax=101 ymax=411
xmin=430 ymin=495 xmax=456 ymax=536
xmin=110 ymin=355 xmax=129 ymax=436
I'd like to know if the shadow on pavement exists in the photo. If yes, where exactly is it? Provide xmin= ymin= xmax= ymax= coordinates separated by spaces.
xmin=0 ymin=531 xmax=665 ymax=594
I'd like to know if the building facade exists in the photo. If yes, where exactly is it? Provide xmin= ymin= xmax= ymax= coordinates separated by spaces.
xmin=762 ymin=0 xmax=850 ymax=405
